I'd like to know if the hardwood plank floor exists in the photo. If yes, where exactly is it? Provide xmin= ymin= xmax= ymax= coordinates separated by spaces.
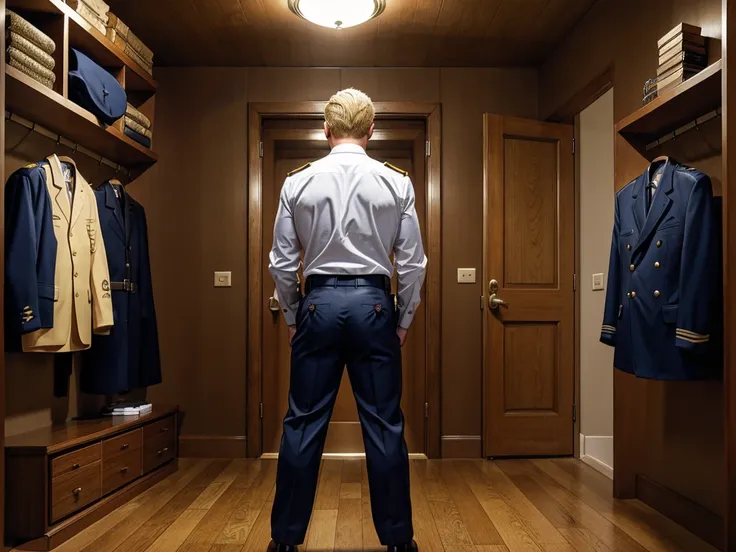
xmin=20 ymin=459 xmax=718 ymax=552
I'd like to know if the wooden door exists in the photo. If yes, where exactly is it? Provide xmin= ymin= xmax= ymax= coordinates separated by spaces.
xmin=261 ymin=121 xmax=428 ymax=456
xmin=482 ymin=114 xmax=575 ymax=457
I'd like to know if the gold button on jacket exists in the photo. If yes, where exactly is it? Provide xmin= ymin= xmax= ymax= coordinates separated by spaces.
xmin=21 ymin=155 xmax=113 ymax=353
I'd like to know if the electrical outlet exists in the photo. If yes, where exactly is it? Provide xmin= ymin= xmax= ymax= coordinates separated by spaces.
xmin=214 ymin=271 xmax=232 ymax=287
xmin=457 ymin=268 xmax=476 ymax=284
xmin=592 ymin=273 xmax=604 ymax=291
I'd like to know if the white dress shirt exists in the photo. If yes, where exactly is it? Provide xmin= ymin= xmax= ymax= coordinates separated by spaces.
xmin=269 ymin=143 xmax=427 ymax=329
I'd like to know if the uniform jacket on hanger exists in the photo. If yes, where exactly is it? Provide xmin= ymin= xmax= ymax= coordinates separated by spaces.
xmin=81 ymin=180 xmax=161 ymax=394
xmin=20 ymin=154 xmax=113 ymax=352
xmin=600 ymin=159 xmax=721 ymax=380
xmin=4 ymin=159 xmax=58 ymax=349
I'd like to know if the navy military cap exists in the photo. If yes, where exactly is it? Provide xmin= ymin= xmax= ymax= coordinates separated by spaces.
xmin=69 ymin=48 xmax=126 ymax=126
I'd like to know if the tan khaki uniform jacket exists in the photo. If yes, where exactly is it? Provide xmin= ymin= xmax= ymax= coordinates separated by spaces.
xmin=22 ymin=155 xmax=113 ymax=352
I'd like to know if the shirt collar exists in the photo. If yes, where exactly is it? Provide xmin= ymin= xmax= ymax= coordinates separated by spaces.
xmin=330 ymin=143 xmax=367 ymax=155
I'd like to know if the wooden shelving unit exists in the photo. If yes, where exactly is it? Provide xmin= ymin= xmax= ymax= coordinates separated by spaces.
xmin=616 ymin=60 xmax=722 ymax=152
xmin=5 ymin=0 xmax=157 ymax=178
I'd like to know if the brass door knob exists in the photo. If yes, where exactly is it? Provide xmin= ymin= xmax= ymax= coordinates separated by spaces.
xmin=268 ymin=296 xmax=280 ymax=313
xmin=489 ymin=294 xmax=506 ymax=310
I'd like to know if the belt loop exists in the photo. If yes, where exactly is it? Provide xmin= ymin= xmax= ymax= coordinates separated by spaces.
xmin=354 ymin=277 xmax=359 ymax=288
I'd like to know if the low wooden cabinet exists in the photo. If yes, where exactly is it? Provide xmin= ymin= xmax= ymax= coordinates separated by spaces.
xmin=5 ymin=406 xmax=179 ymax=550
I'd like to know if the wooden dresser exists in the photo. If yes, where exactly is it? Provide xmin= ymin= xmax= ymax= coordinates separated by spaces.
xmin=5 ymin=405 xmax=178 ymax=550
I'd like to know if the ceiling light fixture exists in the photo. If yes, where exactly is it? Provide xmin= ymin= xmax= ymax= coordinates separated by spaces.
xmin=288 ymin=0 xmax=386 ymax=30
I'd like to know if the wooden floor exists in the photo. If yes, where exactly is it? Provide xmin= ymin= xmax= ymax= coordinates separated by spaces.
xmin=38 ymin=457 xmax=719 ymax=552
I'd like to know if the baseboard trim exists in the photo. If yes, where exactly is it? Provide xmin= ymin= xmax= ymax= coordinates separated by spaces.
xmin=441 ymin=435 xmax=482 ymax=458
xmin=579 ymin=434 xmax=613 ymax=479
xmin=636 ymin=474 xmax=724 ymax=550
xmin=179 ymin=435 xmax=247 ymax=458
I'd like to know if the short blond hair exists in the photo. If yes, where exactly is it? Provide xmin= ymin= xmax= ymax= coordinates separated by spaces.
xmin=324 ymin=88 xmax=375 ymax=139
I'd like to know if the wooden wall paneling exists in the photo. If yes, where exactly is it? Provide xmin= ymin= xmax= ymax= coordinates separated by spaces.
xmin=540 ymin=0 xmax=727 ymax=536
xmin=1 ymin=0 xmax=6 ymax=545
xmin=724 ymin=0 xmax=736 ymax=547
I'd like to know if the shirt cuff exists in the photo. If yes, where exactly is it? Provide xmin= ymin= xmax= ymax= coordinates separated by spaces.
xmin=283 ymin=302 xmax=299 ymax=326
xmin=398 ymin=308 xmax=415 ymax=329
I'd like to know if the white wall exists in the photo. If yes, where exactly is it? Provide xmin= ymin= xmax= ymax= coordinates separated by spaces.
xmin=578 ymin=88 xmax=614 ymax=478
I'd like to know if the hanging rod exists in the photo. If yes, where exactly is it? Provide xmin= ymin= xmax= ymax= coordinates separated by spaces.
xmin=645 ymin=106 xmax=722 ymax=151
xmin=4 ymin=110 xmax=133 ymax=178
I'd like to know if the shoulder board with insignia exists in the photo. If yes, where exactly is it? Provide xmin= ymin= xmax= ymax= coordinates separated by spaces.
xmin=287 ymin=163 xmax=311 ymax=177
xmin=23 ymin=163 xmax=37 ymax=170
xmin=384 ymin=162 xmax=408 ymax=176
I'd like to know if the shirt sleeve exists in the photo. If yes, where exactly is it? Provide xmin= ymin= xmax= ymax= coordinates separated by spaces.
xmin=395 ymin=176 xmax=427 ymax=329
xmin=268 ymin=178 xmax=302 ymax=326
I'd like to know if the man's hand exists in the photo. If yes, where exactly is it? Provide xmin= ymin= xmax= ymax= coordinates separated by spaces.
xmin=397 ymin=327 xmax=408 ymax=347
xmin=288 ymin=325 xmax=297 ymax=345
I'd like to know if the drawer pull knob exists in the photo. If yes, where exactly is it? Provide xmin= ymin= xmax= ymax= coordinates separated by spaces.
xmin=121 ymin=444 xmax=129 ymax=451
xmin=73 ymin=487 xmax=82 ymax=497
xmin=157 ymin=447 xmax=169 ymax=456
xmin=72 ymin=463 xmax=81 ymax=470
xmin=120 ymin=466 xmax=129 ymax=474
xmin=160 ymin=427 xmax=169 ymax=433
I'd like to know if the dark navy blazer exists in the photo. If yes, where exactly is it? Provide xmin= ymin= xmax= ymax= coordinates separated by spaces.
xmin=4 ymin=162 xmax=57 ymax=350
xmin=81 ymin=181 xmax=161 ymax=394
xmin=601 ymin=160 xmax=721 ymax=380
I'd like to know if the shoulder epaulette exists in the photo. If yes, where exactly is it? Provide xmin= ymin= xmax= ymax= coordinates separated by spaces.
xmin=287 ymin=163 xmax=311 ymax=177
xmin=384 ymin=162 xmax=408 ymax=177
xmin=23 ymin=163 xmax=37 ymax=170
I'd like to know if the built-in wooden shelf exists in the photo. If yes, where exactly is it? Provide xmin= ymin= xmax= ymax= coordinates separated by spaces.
xmin=5 ymin=405 xmax=178 ymax=453
xmin=5 ymin=0 xmax=157 ymax=178
xmin=6 ymin=66 xmax=158 ymax=167
xmin=616 ymin=59 xmax=722 ymax=150
xmin=8 ymin=0 xmax=156 ymax=92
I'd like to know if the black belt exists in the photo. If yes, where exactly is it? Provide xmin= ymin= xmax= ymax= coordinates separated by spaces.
xmin=110 ymin=280 xmax=137 ymax=293
xmin=305 ymin=275 xmax=390 ymax=294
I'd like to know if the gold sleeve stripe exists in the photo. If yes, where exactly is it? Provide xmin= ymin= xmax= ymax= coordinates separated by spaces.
xmin=601 ymin=324 xmax=616 ymax=330
xmin=676 ymin=332 xmax=709 ymax=344
xmin=601 ymin=328 xmax=616 ymax=334
xmin=676 ymin=328 xmax=710 ymax=339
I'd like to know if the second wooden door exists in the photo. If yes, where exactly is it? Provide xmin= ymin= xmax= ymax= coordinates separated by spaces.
xmin=483 ymin=114 xmax=575 ymax=457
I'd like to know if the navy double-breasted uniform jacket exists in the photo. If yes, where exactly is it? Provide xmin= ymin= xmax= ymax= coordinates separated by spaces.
xmin=81 ymin=181 xmax=161 ymax=394
xmin=601 ymin=160 xmax=721 ymax=380
xmin=4 ymin=162 xmax=57 ymax=350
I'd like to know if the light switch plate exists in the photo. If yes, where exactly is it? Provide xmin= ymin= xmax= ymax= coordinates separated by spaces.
xmin=457 ymin=268 xmax=476 ymax=284
xmin=214 ymin=271 xmax=232 ymax=287
xmin=592 ymin=273 xmax=604 ymax=291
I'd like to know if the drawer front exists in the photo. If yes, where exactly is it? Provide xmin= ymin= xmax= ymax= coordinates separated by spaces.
xmin=102 ymin=447 xmax=142 ymax=495
xmin=143 ymin=432 xmax=176 ymax=473
xmin=143 ymin=415 xmax=175 ymax=443
xmin=51 ymin=461 xmax=102 ymax=523
xmin=103 ymin=428 xmax=143 ymax=462
xmin=51 ymin=443 xmax=101 ymax=479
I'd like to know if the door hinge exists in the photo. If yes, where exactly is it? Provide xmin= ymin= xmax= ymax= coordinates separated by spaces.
xmin=259 ymin=402 xmax=263 ymax=419
xmin=573 ymin=273 xmax=577 ymax=291
xmin=425 ymin=402 xmax=429 ymax=418
xmin=259 ymin=141 xmax=263 ymax=158
xmin=426 ymin=141 xmax=431 ymax=157
xmin=573 ymin=404 xmax=577 ymax=422
xmin=572 ymin=137 xmax=575 ymax=154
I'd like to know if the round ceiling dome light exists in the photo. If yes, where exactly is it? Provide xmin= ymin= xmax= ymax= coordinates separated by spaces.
xmin=288 ymin=0 xmax=386 ymax=29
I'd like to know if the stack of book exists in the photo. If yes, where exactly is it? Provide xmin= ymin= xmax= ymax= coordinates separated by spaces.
xmin=106 ymin=13 xmax=154 ymax=75
xmin=656 ymin=23 xmax=707 ymax=92
xmin=124 ymin=103 xmax=152 ymax=148
xmin=6 ymin=11 xmax=57 ymax=90
xmin=102 ymin=401 xmax=153 ymax=416
xmin=66 ymin=0 xmax=110 ymax=36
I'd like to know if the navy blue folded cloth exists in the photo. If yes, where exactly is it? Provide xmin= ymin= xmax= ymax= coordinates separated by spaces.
xmin=124 ymin=125 xmax=151 ymax=148
xmin=69 ymin=48 xmax=126 ymax=125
